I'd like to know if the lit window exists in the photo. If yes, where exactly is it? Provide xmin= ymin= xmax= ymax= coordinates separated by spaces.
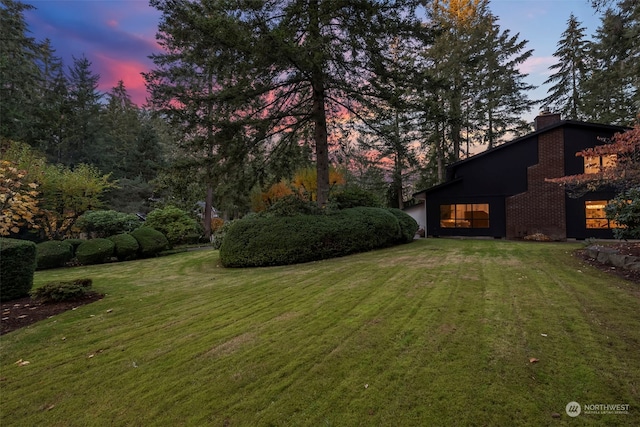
xmin=585 ymin=200 xmax=621 ymax=229
xmin=440 ymin=204 xmax=490 ymax=228
xmin=584 ymin=154 xmax=616 ymax=174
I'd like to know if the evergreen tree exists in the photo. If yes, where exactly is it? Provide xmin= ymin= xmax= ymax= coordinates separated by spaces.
xmin=101 ymin=80 xmax=141 ymax=178
xmin=65 ymin=55 xmax=103 ymax=166
xmin=582 ymin=6 xmax=637 ymax=124
xmin=0 ymin=0 xmax=40 ymax=143
xmin=471 ymin=14 xmax=535 ymax=148
xmin=542 ymin=14 xmax=590 ymax=120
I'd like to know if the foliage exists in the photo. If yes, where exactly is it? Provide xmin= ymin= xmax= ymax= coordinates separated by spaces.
xmin=605 ymin=187 xmax=640 ymax=239
xmin=546 ymin=124 xmax=640 ymax=196
xmin=0 ymin=237 xmax=36 ymax=302
xmin=219 ymin=207 xmax=407 ymax=268
xmin=211 ymin=220 xmax=234 ymax=250
xmin=31 ymin=278 xmax=93 ymax=304
xmin=108 ymin=233 xmax=140 ymax=261
xmin=387 ymin=208 xmax=420 ymax=243
xmin=251 ymin=181 xmax=294 ymax=213
xmin=75 ymin=238 xmax=115 ymax=265
xmin=328 ymin=187 xmax=382 ymax=210
xmin=130 ymin=227 xmax=169 ymax=258
xmin=76 ymin=210 xmax=142 ymax=238
xmin=292 ymin=167 xmax=346 ymax=202
xmin=38 ymin=163 xmax=117 ymax=240
xmin=0 ymin=159 xmax=39 ymax=235
xmin=35 ymin=240 xmax=74 ymax=270
xmin=259 ymin=195 xmax=322 ymax=218
xmin=144 ymin=206 xmax=200 ymax=246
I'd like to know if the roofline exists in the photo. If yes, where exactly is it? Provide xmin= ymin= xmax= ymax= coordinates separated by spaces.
xmin=412 ymin=119 xmax=630 ymax=198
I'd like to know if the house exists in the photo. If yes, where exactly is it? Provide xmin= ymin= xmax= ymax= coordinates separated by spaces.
xmin=411 ymin=113 xmax=629 ymax=240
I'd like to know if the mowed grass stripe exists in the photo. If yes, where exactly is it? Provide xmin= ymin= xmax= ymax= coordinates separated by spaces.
xmin=1 ymin=239 xmax=639 ymax=426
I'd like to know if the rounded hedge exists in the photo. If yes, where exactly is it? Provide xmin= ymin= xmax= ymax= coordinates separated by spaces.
xmin=0 ymin=238 xmax=37 ymax=302
xmin=108 ymin=233 xmax=140 ymax=261
xmin=219 ymin=207 xmax=406 ymax=267
xmin=36 ymin=240 xmax=74 ymax=270
xmin=144 ymin=206 xmax=200 ymax=246
xmin=130 ymin=227 xmax=169 ymax=258
xmin=64 ymin=239 xmax=85 ymax=256
xmin=387 ymin=208 xmax=419 ymax=243
xmin=76 ymin=238 xmax=115 ymax=265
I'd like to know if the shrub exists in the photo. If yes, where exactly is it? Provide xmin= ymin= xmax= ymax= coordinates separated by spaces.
xmin=144 ymin=206 xmax=200 ymax=246
xmin=76 ymin=238 xmax=115 ymax=265
xmin=220 ymin=207 xmax=405 ymax=267
xmin=108 ymin=233 xmax=140 ymax=261
xmin=130 ymin=227 xmax=169 ymax=257
xmin=387 ymin=208 xmax=419 ymax=243
xmin=36 ymin=240 xmax=74 ymax=270
xmin=64 ymin=239 xmax=85 ymax=255
xmin=31 ymin=279 xmax=93 ymax=303
xmin=606 ymin=188 xmax=640 ymax=240
xmin=260 ymin=195 xmax=322 ymax=217
xmin=329 ymin=187 xmax=382 ymax=209
xmin=76 ymin=210 xmax=142 ymax=238
xmin=211 ymin=220 xmax=234 ymax=250
xmin=0 ymin=238 xmax=36 ymax=302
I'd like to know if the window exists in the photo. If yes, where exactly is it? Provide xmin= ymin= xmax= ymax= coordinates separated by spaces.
xmin=440 ymin=203 xmax=490 ymax=228
xmin=584 ymin=154 xmax=616 ymax=174
xmin=585 ymin=200 xmax=621 ymax=229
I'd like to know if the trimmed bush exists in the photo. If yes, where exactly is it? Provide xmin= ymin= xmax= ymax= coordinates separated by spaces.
xmin=36 ymin=240 xmax=74 ymax=270
xmin=130 ymin=227 xmax=169 ymax=258
xmin=0 ymin=238 xmax=36 ymax=302
xmin=64 ymin=239 xmax=85 ymax=255
xmin=329 ymin=187 xmax=382 ymax=209
xmin=108 ymin=233 xmax=140 ymax=261
xmin=76 ymin=238 xmax=115 ymax=265
xmin=31 ymin=279 xmax=93 ymax=303
xmin=76 ymin=210 xmax=142 ymax=238
xmin=144 ymin=206 xmax=200 ymax=246
xmin=387 ymin=208 xmax=419 ymax=243
xmin=220 ymin=207 xmax=404 ymax=267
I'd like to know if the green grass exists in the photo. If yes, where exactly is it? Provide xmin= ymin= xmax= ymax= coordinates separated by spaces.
xmin=1 ymin=239 xmax=639 ymax=426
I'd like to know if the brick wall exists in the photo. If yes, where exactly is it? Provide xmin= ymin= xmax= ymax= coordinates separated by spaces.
xmin=506 ymin=128 xmax=567 ymax=240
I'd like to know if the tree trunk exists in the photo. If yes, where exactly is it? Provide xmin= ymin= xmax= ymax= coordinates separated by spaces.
xmin=204 ymin=183 xmax=213 ymax=241
xmin=310 ymin=0 xmax=329 ymax=208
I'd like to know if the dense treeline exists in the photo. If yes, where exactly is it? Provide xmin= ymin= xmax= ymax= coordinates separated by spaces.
xmin=1 ymin=0 xmax=638 ymax=228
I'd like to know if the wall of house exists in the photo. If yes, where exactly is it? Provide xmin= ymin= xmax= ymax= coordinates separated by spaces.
xmin=403 ymin=202 xmax=426 ymax=235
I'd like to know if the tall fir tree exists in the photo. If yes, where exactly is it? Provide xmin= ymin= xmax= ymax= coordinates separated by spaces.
xmin=543 ymin=14 xmax=590 ymax=120
xmin=0 ymin=0 xmax=40 ymax=143
xmin=582 ymin=6 xmax=637 ymax=124
xmin=65 ymin=55 xmax=103 ymax=167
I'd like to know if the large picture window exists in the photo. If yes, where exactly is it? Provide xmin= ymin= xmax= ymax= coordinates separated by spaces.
xmin=440 ymin=203 xmax=490 ymax=228
xmin=585 ymin=200 xmax=620 ymax=229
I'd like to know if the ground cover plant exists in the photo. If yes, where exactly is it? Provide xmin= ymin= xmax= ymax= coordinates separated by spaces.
xmin=1 ymin=239 xmax=639 ymax=426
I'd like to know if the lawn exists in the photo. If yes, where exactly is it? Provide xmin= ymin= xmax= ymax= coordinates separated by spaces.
xmin=1 ymin=239 xmax=639 ymax=426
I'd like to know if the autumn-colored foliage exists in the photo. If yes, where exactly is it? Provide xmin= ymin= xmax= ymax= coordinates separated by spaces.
xmin=292 ymin=167 xmax=345 ymax=202
xmin=546 ymin=124 xmax=640 ymax=196
xmin=0 ymin=160 xmax=39 ymax=236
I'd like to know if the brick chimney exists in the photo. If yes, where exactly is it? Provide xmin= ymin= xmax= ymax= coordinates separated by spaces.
xmin=534 ymin=110 xmax=562 ymax=131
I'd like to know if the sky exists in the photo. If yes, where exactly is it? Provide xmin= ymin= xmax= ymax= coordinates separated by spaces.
xmin=24 ymin=0 xmax=604 ymax=122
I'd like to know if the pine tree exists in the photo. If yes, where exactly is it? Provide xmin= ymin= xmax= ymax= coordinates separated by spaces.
xmin=543 ymin=14 xmax=590 ymax=120
xmin=582 ymin=7 xmax=637 ymax=124
xmin=65 ymin=55 xmax=103 ymax=166
xmin=0 ymin=0 xmax=40 ymax=142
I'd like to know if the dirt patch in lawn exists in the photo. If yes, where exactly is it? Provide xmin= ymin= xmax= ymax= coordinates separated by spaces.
xmin=1 ymin=292 xmax=104 ymax=335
